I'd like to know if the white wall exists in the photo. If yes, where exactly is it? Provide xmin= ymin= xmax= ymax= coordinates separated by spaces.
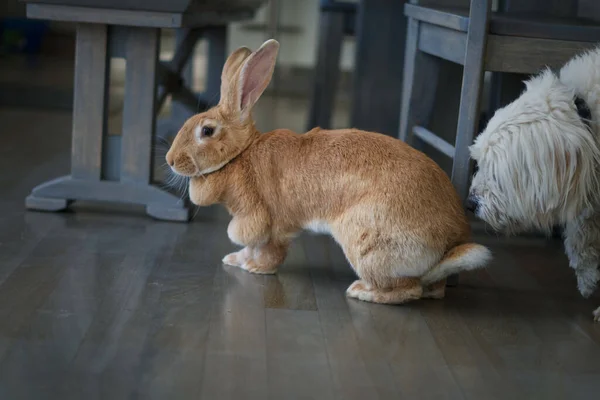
xmin=228 ymin=0 xmax=356 ymax=71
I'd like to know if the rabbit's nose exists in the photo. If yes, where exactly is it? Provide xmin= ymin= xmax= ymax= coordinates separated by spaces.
xmin=166 ymin=152 xmax=174 ymax=167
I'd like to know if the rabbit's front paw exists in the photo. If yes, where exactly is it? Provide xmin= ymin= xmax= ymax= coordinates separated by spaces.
xmin=223 ymin=247 xmax=251 ymax=267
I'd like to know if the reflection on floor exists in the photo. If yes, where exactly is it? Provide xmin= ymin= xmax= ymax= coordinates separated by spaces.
xmin=1 ymin=100 xmax=600 ymax=399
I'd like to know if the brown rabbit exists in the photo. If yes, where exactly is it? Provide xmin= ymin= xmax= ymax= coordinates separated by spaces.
xmin=166 ymin=39 xmax=491 ymax=304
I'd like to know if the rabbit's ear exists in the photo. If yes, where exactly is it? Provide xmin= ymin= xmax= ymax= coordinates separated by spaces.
xmin=220 ymin=46 xmax=252 ymax=106
xmin=236 ymin=39 xmax=279 ymax=119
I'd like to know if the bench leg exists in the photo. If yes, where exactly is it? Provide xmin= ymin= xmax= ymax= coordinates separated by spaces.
xmin=26 ymin=23 xmax=108 ymax=213
xmin=26 ymin=24 xmax=190 ymax=222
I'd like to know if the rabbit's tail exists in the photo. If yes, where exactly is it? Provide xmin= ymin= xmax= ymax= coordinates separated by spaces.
xmin=421 ymin=243 xmax=491 ymax=285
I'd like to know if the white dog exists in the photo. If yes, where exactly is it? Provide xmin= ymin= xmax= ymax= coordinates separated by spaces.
xmin=468 ymin=47 xmax=600 ymax=321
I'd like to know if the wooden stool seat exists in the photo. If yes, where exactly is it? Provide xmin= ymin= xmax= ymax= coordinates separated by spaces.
xmin=26 ymin=0 xmax=264 ymax=15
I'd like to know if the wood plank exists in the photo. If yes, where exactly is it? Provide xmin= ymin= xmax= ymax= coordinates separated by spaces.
xmin=121 ymin=27 xmax=160 ymax=184
xmin=418 ymin=23 xmax=467 ymax=65
xmin=413 ymin=126 xmax=455 ymax=158
xmin=67 ymin=226 xmax=181 ymax=398
xmin=485 ymin=35 xmax=598 ymax=74
xmin=263 ymin=271 xmax=318 ymax=311
xmin=71 ymin=23 xmax=109 ymax=181
xmin=304 ymin=233 xmax=400 ymax=400
xmin=262 ymin=239 xmax=318 ymax=311
xmin=266 ymin=308 xmax=336 ymax=400
xmin=26 ymin=3 xmax=257 ymax=28
xmin=29 ymin=176 xmax=185 ymax=207
xmin=489 ymin=14 xmax=600 ymax=43
xmin=28 ymin=0 xmax=190 ymax=14
xmin=200 ymin=266 xmax=269 ymax=399
xmin=404 ymin=3 xmax=469 ymax=32
xmin=398 ymin=18 xmax=444 ymax=150
xmin=399 ymin=17 xmax=420 ymax=143
xmin=500 ymin=0 xmax=577 ymax=16
xmin=27 ymin=3 xmax=184 ymax=28
xmin=134 ymin=261 xmax=215 ymax=398
xmin=406 ymin=2 xmax=600 ymax=43
xmin=302 ymin=233 xmax=400 ymax=399
xmin=352 ymin=300 xmax=465 ymax=399
xmin=199 ymin=215 xmax=272 ymax=400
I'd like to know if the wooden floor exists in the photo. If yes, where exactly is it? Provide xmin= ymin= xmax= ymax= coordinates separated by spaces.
xmin=1 ymin=106 xmax=600 ymax=399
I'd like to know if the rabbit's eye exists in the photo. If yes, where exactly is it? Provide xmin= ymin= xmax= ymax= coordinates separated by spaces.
xmin=202 ymin=126 xmax=215 ymax=137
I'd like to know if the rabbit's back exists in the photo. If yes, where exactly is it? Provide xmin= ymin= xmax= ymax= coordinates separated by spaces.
xmin=242 ymin=127 xmax=470 ymax=246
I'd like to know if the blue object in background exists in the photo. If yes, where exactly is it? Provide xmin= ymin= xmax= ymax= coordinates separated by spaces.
xmin=0 ymin=18 xmax=49 ymax=56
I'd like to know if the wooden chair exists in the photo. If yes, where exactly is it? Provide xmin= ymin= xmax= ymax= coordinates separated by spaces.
xmin=399 ymin=0 xmax=600 ymax=285
xmin=399 ymin=0 xmax=600 ymax=206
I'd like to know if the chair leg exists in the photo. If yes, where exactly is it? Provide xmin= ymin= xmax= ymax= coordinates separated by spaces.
xmin=308 ymin=10 xmax=345 ymax=130
xmin=398 ymin=18 xmax=440 ymax=150
xmin=448 ymin=0 xmax=492 ymax=287
xmin=451 ymin=0 xmax=491 ymax=204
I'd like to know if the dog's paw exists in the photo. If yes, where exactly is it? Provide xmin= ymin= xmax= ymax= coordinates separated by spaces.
xmin=593 ymin=306 xmax=600 ymax=322
xmin=576 ymin=267 xmax=600 ymax=298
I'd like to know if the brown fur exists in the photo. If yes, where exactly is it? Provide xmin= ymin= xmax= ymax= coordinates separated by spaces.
xmin=166 ymin=40 xmax=490 ymax=305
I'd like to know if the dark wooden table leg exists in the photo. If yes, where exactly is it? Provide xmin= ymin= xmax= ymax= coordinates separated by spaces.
xmin=351 ymin=0 xmax=407 ymax=136
xmin=308 ymin=8 xmax=344 ymax=130
xmin=202 ymin=26 xmax=227 ymax=106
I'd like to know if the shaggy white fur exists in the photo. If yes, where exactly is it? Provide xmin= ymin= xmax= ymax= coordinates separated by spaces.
xmin=469 ymin=46 xmax=600 ymax=321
